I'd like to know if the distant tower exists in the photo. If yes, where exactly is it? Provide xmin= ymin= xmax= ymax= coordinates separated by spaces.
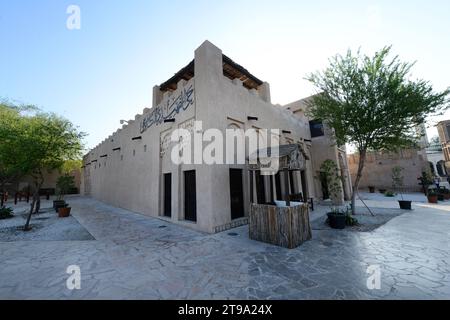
xmin=415 ymin=123 xmax=429 ymax=148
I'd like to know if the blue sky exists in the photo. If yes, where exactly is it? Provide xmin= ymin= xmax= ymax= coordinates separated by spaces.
xmin=1 ymin=0 xmax=449 ymax=149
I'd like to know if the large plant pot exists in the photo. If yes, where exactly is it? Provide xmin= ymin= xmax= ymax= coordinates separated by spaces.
xmin=379 ymin=189 xmax=386 ymax=194
xmin=398 ymin=200 xmax=412 ymax=210
xmin=428 ymin=195 xmax=438 ymax=204
xmin=54 ymin=201 xmax=66 ymax=212
xmin=53 ymin=200 xmax=65 ymax=209
xmin=443 ymin=193 xmax=450 ymax=200
xmin=58 ymin=207 xmax=71 ymax=218
xmin=327 ymin=213 xmax=346 ymax=229
xmin=369 ymin=186 xmax=375 ymax=193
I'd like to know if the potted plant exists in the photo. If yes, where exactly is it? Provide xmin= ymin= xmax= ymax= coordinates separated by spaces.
xmin=55 ymin=175 xmax=75 ymax=217
xmin=384 ymin=191 xmax=395 ymax=197
xmin=320 ymin=160 xmax=349 ymax=229
xmin=58 ymin=204 xmax=71 ymax=218
xmin=427 ymin=189 xmax=438 ymax=204
xmin=379 ymin=188 xmax=386 ymax=194
xmin=327 ymin=206 xmax=358 ymax=229
xmin=327 ymin=207 xmax=346 ymax=229
xmin=440 ymin=187 xmax=450 ymax=200
xmin=319 ymin=160 xmax=344 ymax=205
xmin=368 ymin=186 xmax=375 ymax=193
xmin=0 ymin=207 xmax=14 ymax=220
xmin=418 ymin=170 xmax=434 ymax=195
xmin=392 ymin=166 xmax=412 ymax=210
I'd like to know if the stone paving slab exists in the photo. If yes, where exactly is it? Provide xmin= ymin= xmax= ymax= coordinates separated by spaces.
xmin=0 ymin=194 xmax=450 ymax=299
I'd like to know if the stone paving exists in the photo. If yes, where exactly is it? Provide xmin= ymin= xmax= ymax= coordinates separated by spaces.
xmin=1 ymin=194 xmax=450 ymax=300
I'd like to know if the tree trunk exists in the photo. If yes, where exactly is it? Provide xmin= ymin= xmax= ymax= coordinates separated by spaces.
xmin=24 ymin=193 xmax=37 ymax=231
xmin=0 ymin=181 xmax=5 ymax=207
xmin=33 ymin=172 xmax=44 ymax=214
xmin=24 ymin=173 xmax=44 ymax=231
xmin=351 ymin=149 xmax=367 ymax=215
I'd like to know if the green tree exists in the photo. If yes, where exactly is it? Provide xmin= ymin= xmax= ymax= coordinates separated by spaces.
xmin=306 ymin=46 xmax=450 ymax=214
xmin=0 ymin=103 xmax=35 ymax=207
xmin=22 ymin=110 xmax=85 ymax=230
xmin=56 ymin=174 xmax=76 ymax=201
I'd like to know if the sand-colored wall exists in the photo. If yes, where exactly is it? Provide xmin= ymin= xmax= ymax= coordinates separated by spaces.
xmin=348 ymin=149 xmax=429 ymax=192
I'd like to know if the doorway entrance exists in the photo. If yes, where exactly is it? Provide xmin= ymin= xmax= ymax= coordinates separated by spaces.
xmin=229 ymin=169 xmax=244 ymax=220
xmin=163 ymin=173 xmax=171 ymax=217
xmin=184 ymin=170 xmax=197 ymax=222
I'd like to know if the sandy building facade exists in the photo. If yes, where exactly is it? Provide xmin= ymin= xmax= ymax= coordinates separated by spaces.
xmin=81 ymin=41 xmax=349 ymax=233
xmin=348 ymin=148 xmax=429 ymax=192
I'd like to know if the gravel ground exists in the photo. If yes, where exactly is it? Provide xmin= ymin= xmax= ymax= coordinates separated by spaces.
xmin=0 ymin=206 xmax=95 ymax=242
xmin=311 ymin=206 xmax=407 ymax=232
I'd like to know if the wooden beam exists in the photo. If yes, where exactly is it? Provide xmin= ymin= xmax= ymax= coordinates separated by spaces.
xmin=284 ymin=168 xmax=290 ymax=207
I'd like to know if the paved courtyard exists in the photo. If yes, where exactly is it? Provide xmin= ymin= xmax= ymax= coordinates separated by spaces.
xmin=1 ymin=193 xmax=450 ymax=299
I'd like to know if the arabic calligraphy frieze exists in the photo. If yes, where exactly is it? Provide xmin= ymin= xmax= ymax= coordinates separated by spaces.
xmin=140 ymin=83 xmax=195 ymax=133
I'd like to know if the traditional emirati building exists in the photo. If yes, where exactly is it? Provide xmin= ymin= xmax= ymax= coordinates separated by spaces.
xmin=81 ymin=41 xmax=350 ymax=233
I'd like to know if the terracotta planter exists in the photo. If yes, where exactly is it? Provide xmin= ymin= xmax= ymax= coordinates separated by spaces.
xmin=54 ymin=202 xmax=66 ymax=212
xmin=53 ymin=200 xmax=66 ymax=212
xmin=58 ymin=207 xmax=71 ymax=218
xmin=444 ymin=193 xmax=450 ymax=200
xmin=427 ymin=195 xmax=438 ymax=204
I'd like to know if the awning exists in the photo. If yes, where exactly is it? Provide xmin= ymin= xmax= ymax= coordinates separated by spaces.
xmin=248 ymin=144 xmax=309 ymax=172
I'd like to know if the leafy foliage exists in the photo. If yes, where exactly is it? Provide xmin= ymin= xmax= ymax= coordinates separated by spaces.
xmin=327 ymin=206 xmax=359 ymax=226
xmin=0 ymin=207 xmax=14 ymax=220
xmin=1 ymin=101 xmax=86 ymax=230
xmin=419 ymin=170 xmax=434 ymax=195
xmin=305 ymin=46 xmax=450 ymax=214
xmin=319 ymin=159 xmax=342 ymax=205
xmin=391 ymin=166 xmax=404 ymax=200
xmin=56 ymin=175 xmax=76 ymax=201
xmin=384 ymin=191 xmax=395 ymax=197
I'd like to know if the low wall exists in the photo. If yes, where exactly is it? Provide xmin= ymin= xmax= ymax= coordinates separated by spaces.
xmin=348 ymin=149 xmax=428 ymax=192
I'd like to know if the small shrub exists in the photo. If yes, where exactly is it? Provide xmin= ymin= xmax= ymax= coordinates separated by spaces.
xmin=327 ymin=206 xmax=359 ymax=226
xmin=346 ymin=214 xmax=359 ymax=226
xmin=0 ymin=207 xmax=14 ymax=219
xmin=384 ymin=191 xmax=395 ymax=197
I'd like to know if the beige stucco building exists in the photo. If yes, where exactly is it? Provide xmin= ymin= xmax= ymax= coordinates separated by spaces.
xmin=284 ymin=97 xmax=353 ymax=203
xmin=81 ymin=41 xmax=350 ymax=233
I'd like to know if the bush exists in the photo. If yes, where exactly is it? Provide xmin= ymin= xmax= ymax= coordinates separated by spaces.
xmin=328 ymin=206 xmax=359 ymax=226
xmin=384 ymin=191 xmax=395 ymax=197
xmin=346 ymin=214 xmax=359 ymax=226
xmin=0 ymin=207 xmax=14 ymax=219
xmin=56 ymin=174 xmax=76 ymax=201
